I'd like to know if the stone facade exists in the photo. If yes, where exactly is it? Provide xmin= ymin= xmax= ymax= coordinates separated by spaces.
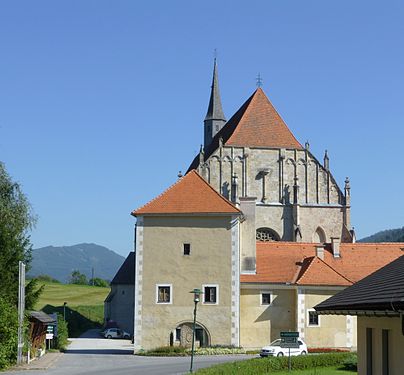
xmin=197 ymin=145 xmax=351 ymax=244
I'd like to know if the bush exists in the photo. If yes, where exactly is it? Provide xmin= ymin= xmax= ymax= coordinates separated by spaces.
xmin=36 ymin=275 xmax=61 ymax=283
xmin=196 ymin=352 xmax=353 ymax=374
xmin=55 ymin=314 xmax=68 ymax=351
xmin=137 ymin=345 xmax=247 ymax=357
xmin=342 ymin=353 xmax=358 ymax=371
xmin=0 ymin=296 xmax=18 ymax=370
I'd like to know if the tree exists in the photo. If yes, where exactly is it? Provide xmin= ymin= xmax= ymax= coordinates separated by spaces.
xmin=0 ymin=162 xmax=37 ymax=368
xmin=69 ymin=270 xmax=87 ymax=285
xmin=88 ymin=277 xmax=109 ymax=287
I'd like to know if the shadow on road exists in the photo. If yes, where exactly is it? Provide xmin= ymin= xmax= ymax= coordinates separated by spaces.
xmin=65 ymin=349 xmax=134 ymax=355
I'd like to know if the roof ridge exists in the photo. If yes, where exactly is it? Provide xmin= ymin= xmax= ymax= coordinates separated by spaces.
xmin=293 ymin=256 xmax=315 ymax=284
xmin=131 ymin=172 xmax=188 ymax=216
xmin=316 ymin=257 xmax=354 ymax=284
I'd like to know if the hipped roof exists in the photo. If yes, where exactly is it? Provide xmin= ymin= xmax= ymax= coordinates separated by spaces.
xmin=132 ymin=170 xmax=241 ymax=216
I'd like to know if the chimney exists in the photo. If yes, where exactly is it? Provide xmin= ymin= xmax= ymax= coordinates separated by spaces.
xmin=239 ymin=197 xmax=257 ymax=273
xmin=331 ymin=237 xmax=341 ymax=258
xmin=231 ymin=174 xmax=239 ymax=204
xmin=316 ymin=245 xmax=324 ymax=260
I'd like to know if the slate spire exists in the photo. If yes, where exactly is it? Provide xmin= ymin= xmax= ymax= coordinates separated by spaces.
xmin=204 ymin=58 xmax=226 ymax=148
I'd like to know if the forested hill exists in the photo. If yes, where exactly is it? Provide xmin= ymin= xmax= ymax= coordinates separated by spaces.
xmin=359 ymin=227 xmax=404 ymax=243
xmin=28 ymin=243 xmax=126 ymax=283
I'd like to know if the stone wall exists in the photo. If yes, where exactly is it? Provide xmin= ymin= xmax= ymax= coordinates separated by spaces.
xmin=199 ymin=145 xmax=348 ymax=242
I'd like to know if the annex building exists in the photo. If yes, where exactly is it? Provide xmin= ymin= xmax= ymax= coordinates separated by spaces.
xmin=130 ymin=61 xmax=404 ymax=351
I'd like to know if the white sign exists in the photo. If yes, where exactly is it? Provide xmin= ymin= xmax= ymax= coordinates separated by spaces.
xmin=46 ymin=333 xmax=54 ymax=340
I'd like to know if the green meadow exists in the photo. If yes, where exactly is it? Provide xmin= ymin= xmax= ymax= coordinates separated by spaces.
xmin=34 ymin=282 xmax=110 ymax=337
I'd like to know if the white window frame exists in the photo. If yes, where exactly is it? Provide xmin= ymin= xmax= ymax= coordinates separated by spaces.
xmin=202 ymin=284 xmax=219 ymax=305
xmin=260 ymin=290 xmax=272 ymax=306
xmin=307 ymin=308 xmax=320 ymax=327
xmin=156 ymin=284 xmax=172 ymax=304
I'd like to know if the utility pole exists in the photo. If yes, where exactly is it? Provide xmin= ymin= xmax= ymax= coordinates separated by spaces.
xmin=17 ymin=261 xmax=25 ymax=365
xmin=91 ymin=267 xmax=94 ymax=286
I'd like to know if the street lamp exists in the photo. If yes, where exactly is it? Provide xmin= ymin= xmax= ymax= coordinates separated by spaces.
xmin=189 ymin=288 xmax=203 ymax=373
xmin=63 ymin=302 xmax=67 ymax=321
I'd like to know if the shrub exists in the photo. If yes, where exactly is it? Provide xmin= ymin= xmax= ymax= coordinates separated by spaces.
xmin=341 ymin=353 xmax=358 ymax=371
xmin=196 ymin=352 xmax=353 ymax=374
xmin=54 ymin=314 xmax=68 ymax=351
xmin=137 ymin=345 xmax=246 ymax=356
xmin=0 ymin=296 xmax=18 ymax=369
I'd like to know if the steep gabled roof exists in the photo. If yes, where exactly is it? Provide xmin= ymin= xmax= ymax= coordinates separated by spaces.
xmin=132 ymin=170 xmax=241 ymax=216
xmin=240 ymin=242 xmax=404 ymax=286
xmin=189 ymin=88 xmax=302 ymax=171
xmin=315 ymin=255 xmax=404 ymax=313
xmin=111 ymin=252 xmax=135 ymax=285
xmin=204 ymin=59 xmax=226 ymax=123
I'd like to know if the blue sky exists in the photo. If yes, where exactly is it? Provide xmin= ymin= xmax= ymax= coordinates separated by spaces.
xmin=1 ymin=1 xmax=403 ymax=256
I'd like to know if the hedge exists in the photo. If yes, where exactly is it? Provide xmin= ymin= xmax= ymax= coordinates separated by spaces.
xmin=196 ymin=352 xmax=355 ymax=374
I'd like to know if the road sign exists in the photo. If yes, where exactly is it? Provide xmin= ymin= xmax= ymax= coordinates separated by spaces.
xmin=46 ymin=333 xmax=54 ymax=340
xmin=280 ymin=331 xmax=299 ymax=349
xmin=280 ymin=331 xmax=299 ymax=338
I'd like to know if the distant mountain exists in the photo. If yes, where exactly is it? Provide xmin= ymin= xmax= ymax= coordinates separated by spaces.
xmin=359 ymin=227 xmax=404 ymax=243
xmin=28 ymin=243 xmax=126 ymax=283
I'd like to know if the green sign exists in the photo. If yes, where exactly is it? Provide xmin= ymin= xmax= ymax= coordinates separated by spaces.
xmin=280 ymin=331 xmax=299 ymax=338
xmin=46 ymin=325 xmax=54 ymax=333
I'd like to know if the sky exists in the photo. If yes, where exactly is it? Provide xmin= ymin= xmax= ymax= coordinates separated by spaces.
xmin=1 ymin=1 xmax=403 ymax=256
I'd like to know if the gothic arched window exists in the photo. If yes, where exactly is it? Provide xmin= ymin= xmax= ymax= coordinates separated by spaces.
xmin=256 ymin=227 xmax=280 ymax=242
xmin=313 ymin=227 xmax=326 ymax=243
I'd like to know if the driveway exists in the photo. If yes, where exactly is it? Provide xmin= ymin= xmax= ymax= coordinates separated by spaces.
xmin=4 ymin=329 xmax=254 ymax=374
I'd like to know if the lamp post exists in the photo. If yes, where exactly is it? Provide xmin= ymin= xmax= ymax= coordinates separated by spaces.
xmin=189 ymin=288 xmax=203 ymax=373
xmin=63 ymin=302 xmax=67 ymax=321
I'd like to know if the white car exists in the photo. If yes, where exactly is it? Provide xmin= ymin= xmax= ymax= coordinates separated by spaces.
xmin=260 ymin=339 xmax=307 ymax=357
xmin=103 ymin=328 xmax=131 ymax=339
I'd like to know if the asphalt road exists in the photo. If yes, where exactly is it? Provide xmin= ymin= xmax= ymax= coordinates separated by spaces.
xmin=4 ymin=329 xmax=253 ymax=375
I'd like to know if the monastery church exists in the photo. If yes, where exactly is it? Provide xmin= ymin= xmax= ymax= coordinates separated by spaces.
xmin=130 ymin=61 xmax=404 ymax=351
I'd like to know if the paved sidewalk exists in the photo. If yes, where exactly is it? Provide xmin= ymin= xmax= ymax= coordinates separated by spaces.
xmin=10 ymin=352 xmax=63 ymax=371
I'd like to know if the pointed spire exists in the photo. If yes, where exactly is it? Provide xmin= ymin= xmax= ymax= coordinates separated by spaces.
xmin=204 ymin=58 xmax=226 ymax=148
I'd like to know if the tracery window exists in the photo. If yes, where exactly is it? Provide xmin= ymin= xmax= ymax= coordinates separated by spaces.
xmin=256 ymin=227 xmax=280 ymax=242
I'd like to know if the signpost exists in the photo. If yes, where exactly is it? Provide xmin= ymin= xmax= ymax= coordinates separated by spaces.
xmin=280 ymin=332 xmax=299 ymax=372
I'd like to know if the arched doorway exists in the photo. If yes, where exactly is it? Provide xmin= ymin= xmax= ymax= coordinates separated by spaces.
xmin=170 ymin=322 xmax=210 ymax=348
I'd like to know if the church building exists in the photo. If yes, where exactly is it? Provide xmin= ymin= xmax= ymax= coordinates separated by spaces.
xmin=131 ymin=61 xmax=404 ymax=351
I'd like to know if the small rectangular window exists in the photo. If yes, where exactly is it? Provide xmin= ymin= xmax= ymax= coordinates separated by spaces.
xmin=156 ymin=285 xmax=171 ymax=304
xmin=175 ymin=328 xmax=181 ymax=341
xmin=261 ymin=292 xmax=271 ymax=305
xmin=308 ymin=310 xmax=319 ymax=326
xmin=183 ymin=243 xmax=191 ymax=255
xmin=203 ymin=285 xmax=218 ymax=304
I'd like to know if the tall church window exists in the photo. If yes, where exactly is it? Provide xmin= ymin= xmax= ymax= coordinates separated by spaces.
xmin=256 ymin=227 xmax=280 ymax=242
xmin=313 ymin=227 xmax=326 ymax=243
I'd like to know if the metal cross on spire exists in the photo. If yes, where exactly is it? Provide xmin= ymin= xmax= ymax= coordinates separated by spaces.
xmin=214 ymin=48 xmax=218 ymax=61
xmin=256 ymin=73 xmax=263 ymax=88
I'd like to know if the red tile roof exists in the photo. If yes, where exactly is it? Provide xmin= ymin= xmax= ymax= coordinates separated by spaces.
xmin=132 ymin=170 xmax=241 ymax=216
xmin=241 ymin=242 xmax=404 ymax=286
xmin=224 ymin=88 xmax=303 ymax=149
xmin=188 ymin=88 xmax=302 ymax=172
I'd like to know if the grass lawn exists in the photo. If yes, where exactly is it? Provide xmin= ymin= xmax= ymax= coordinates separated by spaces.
xmin=34 ymin=282 xmax=110 ymax=308
xmin=33 ymin=282 xmax=110 ymax=337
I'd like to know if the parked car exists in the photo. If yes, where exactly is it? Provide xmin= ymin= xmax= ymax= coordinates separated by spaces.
xmin=260 ymin=339 xmax=307 ymax=357
xmin=103 ymin=328 xmax=131 ymax=339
